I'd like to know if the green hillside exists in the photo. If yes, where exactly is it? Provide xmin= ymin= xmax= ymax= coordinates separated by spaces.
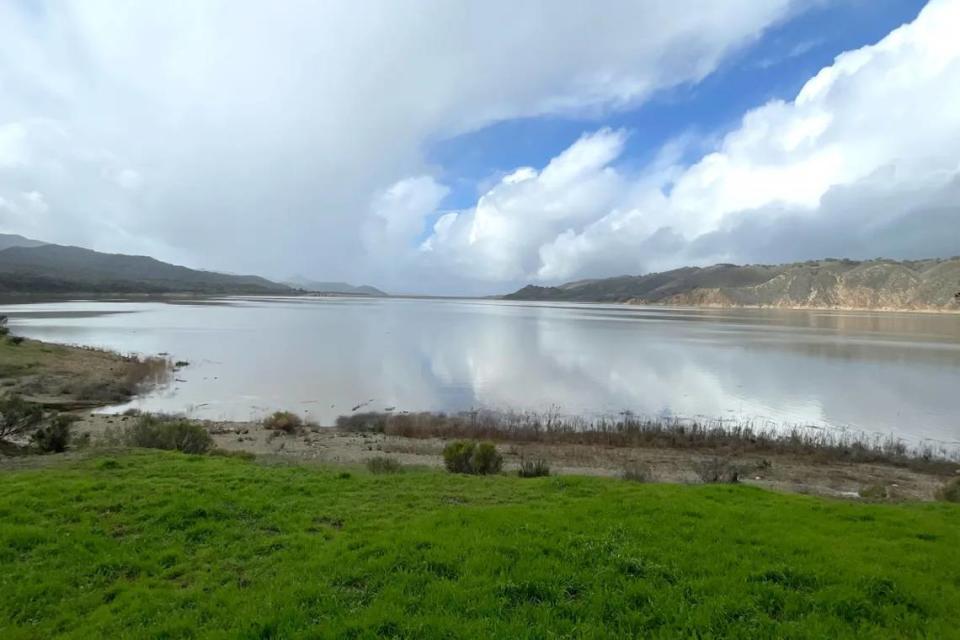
xmin=0 ymin=243 xmax=291 ymax=295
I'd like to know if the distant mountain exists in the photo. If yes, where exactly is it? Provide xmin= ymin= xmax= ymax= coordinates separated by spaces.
xmin=0 ymin=238 xmax=292 ymax=294
xmin=504 ymin=258 xmax=960 ymax=312
xmin=284 ymin=276 xmax=387 ymax=296
xmin=0 ymin=233 xmax=47 ymax=252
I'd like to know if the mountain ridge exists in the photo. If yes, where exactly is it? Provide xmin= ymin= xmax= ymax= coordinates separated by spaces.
xmin=283 ymin=276 xmax=387 ymax=296
xmin=504 ymin=258 xmax=960 ymax=312
xmin=0 ymin=238 xmax=291 ymax=295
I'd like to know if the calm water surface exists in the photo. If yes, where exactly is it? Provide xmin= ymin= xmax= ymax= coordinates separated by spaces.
xmin=2 ymin=297 xmax=959 ymax=444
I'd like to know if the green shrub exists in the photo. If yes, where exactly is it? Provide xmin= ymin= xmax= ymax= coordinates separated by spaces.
xmin=472 ymin=442 xmax=503 ymax=474
xmin=443 ymin=440 xmax=476 ymax=473
xmin=443 ymin=440 xmax=502 ymax=475
xmin=335 ymin=412 xmax=388 ymax=433
xmin=518 ymin=458 xmax=550 ymax=478
xmin=31 ymin=414 xmax=79 ymax=453
xmin=0 ymin=395 xmax=43 ymax=439
xmin=622 ymin=462 xmax=652 ymax=483
xmin=6 ymin=336 xmax=24 ymax=346
xmin=0 ymin=315 xmax=8 ymax=337
xmin=366 ymin=456 xmax=403 ymax=474
xmin=262 ymin=411 xmax=303 ymax=434
xmin=937 ymin=478 xmax=960 ymax=503
xmin=124 ymin=415 xmax=213 ymax=454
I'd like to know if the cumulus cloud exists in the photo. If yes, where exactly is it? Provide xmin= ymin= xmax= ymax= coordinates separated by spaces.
xmin=397 ymin=0 xmax=960 ymax=290
xmin=0 ymin=0 xmax=795 ymax=281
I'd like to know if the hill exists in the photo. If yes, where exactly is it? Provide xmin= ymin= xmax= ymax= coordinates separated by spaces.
xmin=284 ymin=276 xmax=387 ymax=296
xmin=0 ymin=233 xmax=47 ymax=252
xmin=0 ymin=241 xmax=291 ymax=295
xmin=505 ymin=258 xmax=960 ymax=311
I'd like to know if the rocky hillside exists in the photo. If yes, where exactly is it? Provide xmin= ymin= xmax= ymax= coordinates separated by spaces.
xmin=505 ymin=258 xmax=960 ymax=311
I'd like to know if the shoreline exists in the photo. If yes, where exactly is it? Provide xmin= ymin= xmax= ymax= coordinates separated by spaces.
xmin=3 ymin=290 xmax=959 ymax=315
xmin=3 ymin=333 xmax=958 ymax=502
xmin=67 ymin=411 xmax=960 ymax=502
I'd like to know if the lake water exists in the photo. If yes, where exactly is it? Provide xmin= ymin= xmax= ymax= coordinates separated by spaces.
xmin=2 ymin=296 xmax=959 ymax=445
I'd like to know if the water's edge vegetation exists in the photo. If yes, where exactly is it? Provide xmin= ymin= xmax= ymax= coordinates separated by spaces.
xmin=336 ymin=410 xmax=960 ymax=473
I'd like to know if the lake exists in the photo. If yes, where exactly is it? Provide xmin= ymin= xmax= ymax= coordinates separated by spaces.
xmin=2 ymin=296 xmax=959 ymax=445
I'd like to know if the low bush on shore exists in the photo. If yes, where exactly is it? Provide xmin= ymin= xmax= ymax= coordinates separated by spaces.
xmin=938 ymin=478 xmax=960 ymax=503
xmin=336 ymin=410 xmax=958 ymax=473
xmin=31 ymin=414 xmax=80 ymax=453
xmin=442 ymin=440 xmax=503 ymax=475
xmin=110 ymin=414 xmax=213 ymax=454
xmin=0 ymin=450 xmax=958 ymax=638
xmin=262 ymin=410 xmax=304 ymax=434
xmin=518 ymin=457 xmax=550 ymax=478
xmin=365 ymin=456 xmax=403 ymax=474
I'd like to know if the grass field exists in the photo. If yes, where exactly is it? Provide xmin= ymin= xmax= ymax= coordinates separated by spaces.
xmin=1 ymin=451 xmax=958 ymax=639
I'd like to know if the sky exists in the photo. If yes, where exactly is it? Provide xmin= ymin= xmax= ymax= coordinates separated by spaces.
xmin=1 ymin=0 xmax=958 ymax=295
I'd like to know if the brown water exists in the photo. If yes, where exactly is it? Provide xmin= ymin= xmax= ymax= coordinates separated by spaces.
xmin=2 ymin=296 xmax=958 ymax=445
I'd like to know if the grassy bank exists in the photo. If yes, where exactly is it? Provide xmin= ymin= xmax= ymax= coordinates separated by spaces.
xmin=1 ymin=451 xmax=958 ymax=638
xmin=0 ymin=336 xmax=168 ymax=409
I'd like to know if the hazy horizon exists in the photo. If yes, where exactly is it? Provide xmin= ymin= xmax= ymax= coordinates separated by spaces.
xmin=2 ymin=1 xmax=959 ymax=296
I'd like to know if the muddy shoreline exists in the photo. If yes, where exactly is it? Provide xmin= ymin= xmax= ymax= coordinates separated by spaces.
xmin=69 ymin=412 xmax=959 ymax=502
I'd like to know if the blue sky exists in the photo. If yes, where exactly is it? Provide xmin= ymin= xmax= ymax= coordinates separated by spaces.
xmin=429 ymin=0 xmax=928 ymax=212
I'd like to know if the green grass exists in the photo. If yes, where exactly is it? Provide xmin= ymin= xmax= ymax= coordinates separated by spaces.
xmin=1 ymin=451 xmax=958 ymax=639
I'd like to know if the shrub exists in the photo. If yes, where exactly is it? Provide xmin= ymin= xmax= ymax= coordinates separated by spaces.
xmin=336 ymin=412 xmax=389 ymax=433
xmin=262 ymin=411 xmax=303 ymax=434
xmin=937 ymin=478 xmax=960 ymax=503
xmin=124 ymin=415 xmax=213 ymax=454
xmin=622 ymin=462 xmax=652 ymax=483
xmin=443 ymin=440 xmax=475 ymax=473
xmin=32 ymin=414 xmax=80 ymax=453
xmin=473 ymin=442 xmax=503 ymax=474
xmin=0 ymin=315 xmax=8 ymax=337
xmin=694 ymin=457 xmax=741 ymax=483
xmin=7 ymin=336 xmax=24 ymax=346
xmin=366 ymin=456 xmax=403 ymax=474
xmin=518 ymin=458 xmax=550 ymax=478
xmin=0 ymin=395 xmax=43 ymax=439
xmin=442 ymin=440 xmax=502 ymax=475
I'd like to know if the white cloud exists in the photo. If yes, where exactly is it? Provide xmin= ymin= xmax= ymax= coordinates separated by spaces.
xmin=364 ymin=175 xmax=449 ymax=257
xmin=400 ymin=0 xmax=960 ymax=288
xmin=0 ymin=0 xmax=796 ymax=282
